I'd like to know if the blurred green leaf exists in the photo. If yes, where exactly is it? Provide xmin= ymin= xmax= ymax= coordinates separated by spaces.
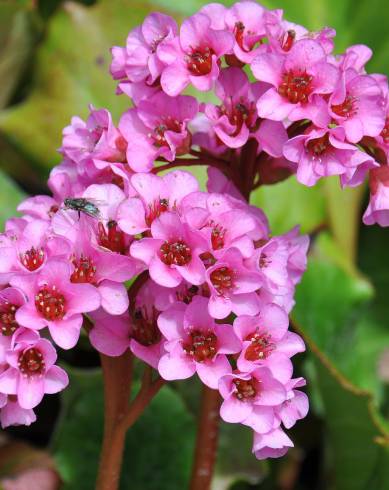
xmin=53 ymin=368 xmax=195 ymax=490
xmin=251 ymin=178 xmax=326 ymax=234
xmin=0 ymin=169 xmax=25 ymax=228
xmin=0 ymin=2 xmax=40 ymax=109
xmin=0 ymin=0 xmax=153 ymax=172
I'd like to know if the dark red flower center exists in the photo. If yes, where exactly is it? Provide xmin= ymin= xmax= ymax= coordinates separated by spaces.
xmin=98 ymin=221 xmax=127 ymax=254
xmin=176 ymin=285 xmax=199 ymax=304
xmin=71 ymin=255 xmax=97 ymax=283
xmin=187 ymin=46 xmax=214 ymax=76
xmin=258 ymin=251 xmax=270 ymax=269
xmin=381 ymin=117 xmax=389 ymax=144
xmin=20 ymin=247 xmax=45 ymax=272
xmin=35 ymin=286 xmax=66 ymax=321
xmin=210 ymin=266 xmax=234 ymax=295
xmin=281 ymin=30 xmax=296 ymax=52
xmin=160 ymin=240 xmax=192 ymax=266
xmin=221 ymin=100 xmax=257 ymax=135
xmin=211 ymin=224 xmax=226 ymax=250
xmin=49 ymin=205 xmax=59 ymax=218
xmin=331 ymin=95 xmax=356 ymax=118
xmin=307 ymin=133 xmax=330 ymax=157
xmin=18 ymin=348 xmax=45 ymax=376
xmin=0 ymin=302 xmax=19 ymax=336
xmin=278 ymin=70 xmax=313 ymax=104
xmin=234 ymin=21 xmax=246 ymax=51
xmin=152 ymin=117 xmax=182 ymax=148
xmin=244 ymin=331 xmax=274 ymax=361
xmin=146 ymin=199 xmax=169 ymax=226
xmin=183 ymin=329 xmax=217 ymax=362
xmin=131 ymin=307 xmax=161 ymax=346
xmin=233 ymin=377 xmax=258 ymax=400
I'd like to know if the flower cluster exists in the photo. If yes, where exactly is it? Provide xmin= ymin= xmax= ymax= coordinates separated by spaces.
xmin=1 ymin=0 xmax=388 ymax=463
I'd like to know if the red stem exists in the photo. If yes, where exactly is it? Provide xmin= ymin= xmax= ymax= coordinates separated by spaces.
xmin=189 ymin=387 xmax=221 ymax=490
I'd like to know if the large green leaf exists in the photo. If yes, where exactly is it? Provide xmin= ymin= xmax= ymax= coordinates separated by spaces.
xmin=0 ymin=0 xmax=151 ymax=172
xmin=52 ymin=368 xmax=195 ymax=490
xmin=291 ymin=233 xmax=389 ymax=489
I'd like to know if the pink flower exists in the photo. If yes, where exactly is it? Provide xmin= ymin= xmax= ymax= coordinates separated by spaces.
xmin=329 ymin=70 xmax=385 ymax=143
xmin=159 ymin=13 xmax=234 ymax=96
xmin=89 ymin=309 xmax=130 ymax=357
xmin=110 ymin=12 xmax=178 ymax=85
xmin=129 ymin=280 xmax=167 ymax=369
xmin=219 ymin=367 xmax=286 ymax=433
xmin=0 ymin=334 xmax=68 ymax=409
xmin=275 ymin=377 xmax=309 ymax=429
xmin=158 ymin=297 xmax=241 ymax=388
xmin=118 ymin=170 xmax=199 ymax=235
xmin=11 ymin=260 xmax=100 ymax=349
xmin=252 ymin=39 xmax=339 ymax=124
xmin=17 ymin=195 xmax=60 ymax=221
xmin=0 ymin=398 xmax=36 ymax=428
xmin=233 ymin=305 xmax=304 ymax=382
xmin=131 ymin=212 xmax=207 ymax=288
xmin=206 ymin=248 xmax=261 ymax=319
xmin=252 ymin=427 xmax=294 ymax=459
xmin=0 ymin=287 xmax=27 ymax=338
xmin=0 ymin=219 xmax=70 ymax=284
xmin=119 ymin=92 xmax=198 ymax=172
xmin=60 ymin=106 xmax=126 ymax=166
xmin=363 ymin=165 xmax=389 ymax=226
xmin=224 ymin=1 xmax=267 ymax=63
xmin=283 ymin=126 xmax=377 ymax=187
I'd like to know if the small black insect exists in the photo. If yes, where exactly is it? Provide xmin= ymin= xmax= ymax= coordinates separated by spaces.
xmin=63 ymin=198 xmax=101 ymax=219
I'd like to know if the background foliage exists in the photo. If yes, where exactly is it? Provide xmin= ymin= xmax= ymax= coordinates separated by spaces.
xmin=1 ymin=0 xmax=389 ymax=488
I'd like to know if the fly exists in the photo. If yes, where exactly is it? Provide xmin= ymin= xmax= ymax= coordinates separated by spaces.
xmin=63 ymin=198 xmax=101 ymax=219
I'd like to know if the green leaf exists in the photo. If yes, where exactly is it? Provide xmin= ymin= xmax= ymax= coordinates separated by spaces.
xmin=0 ymin=2 xmax=40 ymax=110
xmin=291 ymin=233 xmax=389 ymax=489
xmin=0 ymin=0 xmax=153 ymax=172
xmin=53 ymin=368 xmax=195 ymax=490
xmin=0 ymin=169 xmax=25 ymax=228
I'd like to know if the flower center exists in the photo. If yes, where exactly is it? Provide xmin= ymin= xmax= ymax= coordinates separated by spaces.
xmin=71 ymin=255 xmax=97 ymax=283
xmin=258 ymin=251 xmax=270 ymax=269
xmin=381 ymin=117 xmax=389 ymax=144
xmin=187 ymin=46 xmax=214 ymax=76
xmin=146 ymin=198 xmax=169 ymax=226
xmin=183 ymin=329 xmax=217 ymax=362
xmin=20 ymin=247 xmax=45 ymax=272
xmin=211 ymin=224 xmax=226 ymax=250
xmin=281 ymin=30 xmax=296 ymax=51
xmin=307 ymin=133 xmax=330 ymax=157
xmin=233 ymin=377 xmax=258 ymax=400
xmin=0 ymin=302 xmax=19 ymax=336
xmin=210 ymin=266 xmax=234 ymax=295
xmin=244 ymin=331 xmax=274 ymax=361
xmin=151 ymin=117 xmax=182 ymax=148
xmin=234 ymin=21 xmax=246 ymax=51
xmin=18 ymin=348 xmax=45 ymax=376
xmin=160 ymin=240 xmax=192 ymax=266
xmin=131 ymin=307 xmax=161 ymax=346
xmin=278 ymin=70 xmax=313 ymax=104
xmin=49 ymin=205 xmax=59 ymax=218
xmin=331 ymin=95 xmax=357 ymax=118
xmin=176 ymin=285 xmax=199 ymax=304
xmin=221 ymin=100 xmax=257 ymax=135
xmin=98 ymin=220 xmax=127 ymax=254
xmin=35 ymin=285 xmax=66 ymax=321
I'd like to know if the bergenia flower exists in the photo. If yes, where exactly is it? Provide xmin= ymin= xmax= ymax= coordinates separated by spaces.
xmin=158 ymin=296 xmax=241 ymax=388
xmin=10 ymin=260 xmax=100 ymax=349
xmin=159 ymin=13 xmax=234 ymax=95
xmin=119 ymin=92 xmax=198 ymax=172
xmin=0 ymin=333 xmax=68 ymax=409
xmin=252 ymin=39 xmax=339 ymax=125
